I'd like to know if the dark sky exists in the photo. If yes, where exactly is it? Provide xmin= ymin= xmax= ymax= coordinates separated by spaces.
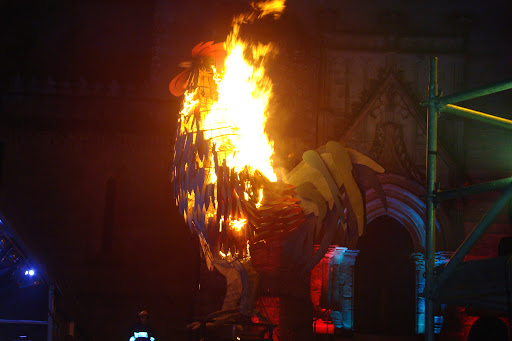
xmin=2 ymin=0 xmax=511 ymax=85
xmin=1 ymin=1 xmax=154 ymax=83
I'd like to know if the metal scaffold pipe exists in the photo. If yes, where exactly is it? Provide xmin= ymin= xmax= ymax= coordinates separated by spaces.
xmin=421 ymin=57 xmax=512 ymax=341
xmin=425 ymin=56 xmax=438 ymax=341
xmin=436 ymin=184 xmax=512 ymax=290
xmin=437 ymin=177 xmax=512 ymax=201
xmin=441 ymin=104 xmax=512 ymax=132
xmin=438 ymin=79 xmax=512 ymax=106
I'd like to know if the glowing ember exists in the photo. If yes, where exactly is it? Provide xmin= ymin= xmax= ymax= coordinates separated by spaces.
xmin=229 ymin=218 xmax=247 ymax=232
xmin=256 ymin=189 xmax=264 ymax=208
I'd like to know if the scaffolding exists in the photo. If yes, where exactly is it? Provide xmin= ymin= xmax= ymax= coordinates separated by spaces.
xmin=424 ymin=57 xmax=512 ymax=340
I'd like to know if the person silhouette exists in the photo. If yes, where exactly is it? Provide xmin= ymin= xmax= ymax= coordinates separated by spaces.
xmin=128 ymin=309 xmax=156 ymax=341
xmin=467 ymin=317 xmax=508 ymax=341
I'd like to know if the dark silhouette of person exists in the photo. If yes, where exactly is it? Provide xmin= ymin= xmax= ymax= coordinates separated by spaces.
xmin=128 ymin=309 xmax=156 ymax=341
xmin=467 ymin=317 xmax=508 ymax=341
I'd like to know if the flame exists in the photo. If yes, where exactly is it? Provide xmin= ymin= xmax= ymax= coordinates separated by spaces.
xmin=175 ymin=0 xmax=286 ymax=260
xmin=253 ymin=0 xmax=286 ymax=18
xmin=229 ymin=218 xmax=247 ymax=232
xmin=180 ymin=88 xmax=199 ymax=117
xmin=178 ymin=1 xmax=285 ymax=182
xmin=219 ymin=250 xmax=232 ymax=258
xmin=256 ymin=188 xmax=264 ymax=208
xmin=201 ymin=2 xmax=285 ymax=182
xmin=204 ymin=43 xmax=276 ymax=181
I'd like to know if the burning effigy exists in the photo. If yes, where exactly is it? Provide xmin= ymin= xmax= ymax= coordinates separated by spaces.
xmin=169 ymin=0 xmax=386 ymax=338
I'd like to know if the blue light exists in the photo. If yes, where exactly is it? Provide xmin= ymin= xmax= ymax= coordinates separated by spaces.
xmin=24 ymin=269 xmax=35 ymax=276
xmin=131 ymin=332 xmax=150 ymax=340
xmin=134 ymin=332 xmax=148 ymax=338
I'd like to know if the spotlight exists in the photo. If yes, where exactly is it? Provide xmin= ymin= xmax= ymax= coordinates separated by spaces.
xmin=18 ymin=267 xmax=39 ymax=288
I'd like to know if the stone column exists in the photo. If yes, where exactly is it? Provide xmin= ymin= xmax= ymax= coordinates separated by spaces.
xmin=330 ymin=248 xmax=359 ymax=331
xmin=412 ymin=253 xmax=426 ymax=334
xmin=411 ymin=251 xmax=455 ymax=334
xmin=311 ymin=245 xmax=337 ymax=308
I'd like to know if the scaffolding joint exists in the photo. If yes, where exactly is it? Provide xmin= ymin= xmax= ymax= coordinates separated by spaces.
xmin=421 ymin=97 xmax=441 ymax=108
xmin=424 ymin=184 xmax=441 ymax=208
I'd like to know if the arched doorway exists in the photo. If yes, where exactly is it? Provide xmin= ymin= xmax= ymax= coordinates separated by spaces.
xmin=354 ymin=215 xmax=415 ymax=334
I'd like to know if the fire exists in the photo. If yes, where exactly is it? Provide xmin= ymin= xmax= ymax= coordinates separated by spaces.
xmin=172 ymin=0 xmax=287 ymax=262
xmin=229 ymin=218 xmax=247 ymax=232
xmin=253 ymin=0 xmax=286 ymax=18
xmin=201 ymin=0 xmax=283 ymax=182
xmin=204 ymin=42 xmax=276 ymax=181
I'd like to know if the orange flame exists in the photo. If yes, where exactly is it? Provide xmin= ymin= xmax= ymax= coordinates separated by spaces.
xmin=202 ymin=2 xmax=285 ymax=182
xmin=179 ymin=1 xmax=286 ymax=183
xmin=176 ymin=0 xmax=286 ymax=259
xmin=253 ymin=0 xmax=286 ymax=18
